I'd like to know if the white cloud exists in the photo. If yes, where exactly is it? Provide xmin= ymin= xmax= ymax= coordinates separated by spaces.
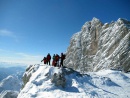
xmin=0 ymin=49 xmax=5 ymax=51
xmin=16 ymin=52 xmax=42 ymax=58
xmin=0 ymin=48 xmax=12 ymax=52
xmin=0 ymin=29 xmax=18 ymax=41
xmin=0 ymin=49 xmax=43 ymax=65
xmin=16 ymin=52 xmax=43 ymax=63
xmin=0 ymin=29 xmax=14 ymax=37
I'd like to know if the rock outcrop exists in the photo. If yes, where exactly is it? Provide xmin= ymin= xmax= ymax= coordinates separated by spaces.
xmin=22 ymin=64 xmax=82 ymax=89
xmin=64 ymin=18 xmax=130 ymax=73
xmin=22 ymin=64 xmax=39 ymax=88
xmin=51 ymin=73 xmax=66 ymax=87
xmin=51 ymin=67 xmax=80 ymax=88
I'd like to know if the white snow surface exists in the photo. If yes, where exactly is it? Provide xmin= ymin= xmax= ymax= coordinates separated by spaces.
xmin=18 ymin=64 xmax=130 ymax=98
xmin=0 ymin=75 xmax=22 ymax=92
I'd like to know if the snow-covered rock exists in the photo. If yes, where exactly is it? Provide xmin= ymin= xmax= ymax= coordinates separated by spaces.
xmin=64 ymin=17 xmax=130 ymax=72
xmin=0 ymin=66 xmax=25 ymax=98
xmin=0 ymin=75 xmax=22 ymax=93
xmin=0 ymin=90 xmax=18 ymax=98
xmin=22 ymin=64 xmax=40 ymax=88
xmin=18 ymin=64 xmax=130 ymax=98
xmin=51 ymin=72 xmax=66 ymax=88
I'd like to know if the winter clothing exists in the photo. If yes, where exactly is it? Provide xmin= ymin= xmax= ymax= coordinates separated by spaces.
xmin=52 ymin=54 xmax=57 ymax=67
xmin=47 ymin=53 xmax=51 ymax=65
xmin=55 ymin=54 xmax=60 ymax=67
xmin=41 ymin=57 xmax=47 ymax=64
xmin=60 ymin=53 xmax=66 ymax=67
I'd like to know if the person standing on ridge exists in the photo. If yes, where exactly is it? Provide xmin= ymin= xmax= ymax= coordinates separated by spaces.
xmin=47 ymin=53 xmax=51 ymax=65
xmin=60 ymin=53 xmax=66 ymax=67
xmin=55 ymin=54 xmax=60 ymax=67
xmin=41 ymin=57 xmax=47 ymax=64
xmin=52 ymin=54 xmax=56 ymax=67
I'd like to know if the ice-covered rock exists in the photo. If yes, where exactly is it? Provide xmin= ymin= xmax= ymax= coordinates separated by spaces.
xmin=64 ymin=18 xmax=130 ymax=73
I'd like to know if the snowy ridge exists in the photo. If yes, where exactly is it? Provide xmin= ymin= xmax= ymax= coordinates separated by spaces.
xmin=65 ymin=18 xmax=130 ymax=72
xmin=18 ymin=64 xmax=130 ymax=98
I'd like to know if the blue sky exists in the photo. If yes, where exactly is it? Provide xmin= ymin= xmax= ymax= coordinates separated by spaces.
xmin=0 ymin=0 xmax=130 ymax=66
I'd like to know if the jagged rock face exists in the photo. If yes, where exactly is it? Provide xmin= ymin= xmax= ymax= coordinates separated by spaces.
xmin=64 ymin=18 xmax=130 ymax=73
xmin=22 ymin=65 xmax=37 ymax=88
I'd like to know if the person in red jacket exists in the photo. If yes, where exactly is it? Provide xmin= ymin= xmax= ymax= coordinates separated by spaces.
xmin=52 ymin=54 xmax=57 ymax=67
xmin=41 ymin=57 xmax=47 ymax=64
xmin=47 ymin=53 xmax=51 ymax=65
xmin=55 ymin=54 xmax=60 ymax=67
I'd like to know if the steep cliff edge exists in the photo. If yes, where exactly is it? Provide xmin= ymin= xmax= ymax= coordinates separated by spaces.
xmin=64 ymin=18 xmax=130 ymax=73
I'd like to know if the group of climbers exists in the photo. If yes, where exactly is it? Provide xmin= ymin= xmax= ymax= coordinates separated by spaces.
xmin=41 ymin=53 xmax=66 ymax=67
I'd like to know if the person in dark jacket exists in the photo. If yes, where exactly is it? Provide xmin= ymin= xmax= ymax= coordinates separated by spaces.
xmin=41 ymin=57 xmax=47 ymax=64
xmin=47 ymin=53 xmax=51 ymax=65
xmin=60 ymin=53 xmax=65 ymax=67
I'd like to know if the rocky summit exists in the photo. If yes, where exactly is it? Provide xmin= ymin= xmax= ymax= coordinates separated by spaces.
xmin=18 ymin=64 xmax=130 ymax=98
xmin=64 ymin=18 xmax=130 ymax=73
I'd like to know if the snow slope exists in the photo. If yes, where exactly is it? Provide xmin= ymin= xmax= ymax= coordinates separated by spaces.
xmin=18 ymin=64 xmax=130 ymax=98
xmin=0 ymin=66 xmax=25 ymax=98
xmin=0 ymin=75 xmax=22 ymax=93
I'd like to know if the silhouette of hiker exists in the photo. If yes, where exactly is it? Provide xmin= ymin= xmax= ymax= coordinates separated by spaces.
xmin=47 ymin=53 xmax=51 ymax=65
xmin=41 ymin=57 xmax=47 ymax=64
xmin=60 ymin=53 xmax=66 ymax=67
